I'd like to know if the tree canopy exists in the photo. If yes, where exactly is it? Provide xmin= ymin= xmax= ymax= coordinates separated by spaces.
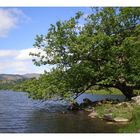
xmin=28 ymin=7 xmax=140 ymax=100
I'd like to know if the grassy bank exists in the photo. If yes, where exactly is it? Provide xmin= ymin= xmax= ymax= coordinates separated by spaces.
xmin=86 ymin=88 xmax=122 ymax=95
xmin=94 ymin=102 xmax=133 ymax=120
xmin=118 ymin=106 xmax=140 ymax=133
xmin=92 ymin=101 xmax=140 ymax=133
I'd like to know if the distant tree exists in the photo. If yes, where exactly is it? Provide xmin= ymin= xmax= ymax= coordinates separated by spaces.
xmin=30 ymin=7 xmax=140 ymax=100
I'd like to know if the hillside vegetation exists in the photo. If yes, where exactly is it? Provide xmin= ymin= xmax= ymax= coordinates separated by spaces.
xmin=0 ymin=74 xmax=40 ymax=90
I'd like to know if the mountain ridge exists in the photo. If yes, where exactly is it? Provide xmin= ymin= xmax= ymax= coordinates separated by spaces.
xmin=0 ymin=73 xmax=40 ymax=81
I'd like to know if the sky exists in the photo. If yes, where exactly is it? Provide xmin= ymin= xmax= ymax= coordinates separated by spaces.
xmin=0 ymin=7 xmax=90 ymax=74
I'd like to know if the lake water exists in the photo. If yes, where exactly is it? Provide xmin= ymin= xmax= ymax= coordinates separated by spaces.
xmin=0 ymin=90 xmax=125 ymax=133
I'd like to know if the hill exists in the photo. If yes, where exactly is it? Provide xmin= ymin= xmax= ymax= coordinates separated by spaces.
xmin=0 ymin=73 xmax=40 ymax=90
xmin=23 ymin=73 xmax=40 ymax=79
xmin=0 ymin=73 xmax=40 ymax=81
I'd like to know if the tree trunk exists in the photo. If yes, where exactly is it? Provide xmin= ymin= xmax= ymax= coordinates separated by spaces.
xmin=73 ymin=93 xmax=82 ymax=100
xmin=118 ymin=86 xmax=136 ymax=100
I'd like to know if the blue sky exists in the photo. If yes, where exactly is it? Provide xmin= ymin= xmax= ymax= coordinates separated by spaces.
xmin=0 ymin=7 xmax=90 ymax=74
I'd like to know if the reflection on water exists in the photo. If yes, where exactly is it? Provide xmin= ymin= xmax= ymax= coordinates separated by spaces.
xmin=0 ymin=90 xmax=124 ymax=133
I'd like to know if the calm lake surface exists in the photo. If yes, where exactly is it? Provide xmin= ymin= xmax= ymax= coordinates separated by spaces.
xmin=0 ymin=90 xmax=126 ymax=133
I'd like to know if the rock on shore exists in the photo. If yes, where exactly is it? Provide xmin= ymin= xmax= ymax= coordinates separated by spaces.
xmin=88 ymin=110 xmax=98 ymax=118
xmin=132 ymin=96 xmax=140 ymax=105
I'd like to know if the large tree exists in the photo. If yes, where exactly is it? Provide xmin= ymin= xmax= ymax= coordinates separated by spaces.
xmin=30 ymin=7 xmax=140 ymax=100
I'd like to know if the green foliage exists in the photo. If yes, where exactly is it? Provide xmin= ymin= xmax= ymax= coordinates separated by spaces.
xmin=0 ymin=79 xmax=25 ymax=90
xmin=86 ymin=87 xmax=122 ymax=95
xmin=0 ymin=82 xmax=13 ymax=90
xmin=12 ymin=71 xmax=73 ymax=100
xmin=119 ymin=106 xmax=140 ymax=133
xmin=28 ymin=7 xmax=140 ymax=100
xmin=95 ymin=102 xmax=133 ymax=120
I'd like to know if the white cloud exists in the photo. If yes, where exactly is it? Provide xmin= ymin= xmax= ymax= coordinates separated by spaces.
xmin=0 ymin=50 xmax=18 ymax=57
xmin=15 ymin=48 xmax=37 ymax=60
xmin=16 ymin=48 xmax=46 ymax=60
xmin=0 ymin=8 xmax=29 ymax=38
xmin=0 ymin=48 xmax=50 ymax=74
xmin=0 ymin=48 xmax=45 ymax=60
xmin=0 ymin=59 xmax=47 ymax=74
xmin=0 ymin=60 xmax=29 ymax=73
